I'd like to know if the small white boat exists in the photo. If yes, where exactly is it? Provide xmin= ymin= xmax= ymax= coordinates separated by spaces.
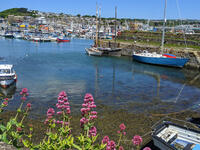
xmin=0 ymin=64 xmax=17 ymax=88
xmin=85 ymin=47 xmax=103 ymax=56
xmin=152 ymin=121 xmax=200 ymax=150
xmin=32 ymin=37 xmax=41 ymax=42
xmin=13 ymin=33 xmax=23 ymax=39
xmin=49 ymin=36 xmax=58 ymax=42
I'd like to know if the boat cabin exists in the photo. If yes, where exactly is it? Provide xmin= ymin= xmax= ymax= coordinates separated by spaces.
xmin=0 ymin=65 xmax=15 ymax=77
xmin=152 ymin=122 xmax=200 ymax=150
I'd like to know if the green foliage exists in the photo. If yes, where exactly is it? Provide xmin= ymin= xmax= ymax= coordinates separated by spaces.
xmin=0 ymin=8 xmax=37 ymax=18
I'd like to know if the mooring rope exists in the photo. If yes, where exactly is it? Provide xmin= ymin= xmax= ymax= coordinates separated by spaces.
xmin=175 ymin=83 xmax=186 ymax=103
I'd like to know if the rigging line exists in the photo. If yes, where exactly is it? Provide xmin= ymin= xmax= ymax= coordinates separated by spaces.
xmin=176 ymin=0 xmax=188 ymax=48
xmin=175 ymin=83 xmax=186 ymax=103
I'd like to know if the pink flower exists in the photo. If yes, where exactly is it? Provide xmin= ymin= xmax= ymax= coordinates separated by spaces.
xmin=44 ymin=119 xmax=49 ymax=124
xmin=119 ymin=123 xmax=126 ymax=131
xmin=66 ymin=108 xmax=71 ymax=114
xmin=91 ymin=111 xmax=97 ymax=115
xmin=58 ymin=91 xmax=67 ymax=97
xmin=4 ymin=98 xmax=9 ymax=101
xmin=47 ymin=108 xmax=55 ymax=119
xmin=57 ymin=105 xmax=63 ymax=109
xmin=20 ymin=88 xmax=29 ymax=96
xmin=21 ymin=97 xmax=27 ymax=101
xmin=132 ymin=135 xmax=143 ymax=146
xmin=82 ymin=103 xmax=87 ymax=107
xmin=102 ymin=136 xmax=110 ymax=144
xmin=57 ymin=111 xmax=63 ymax=115
xmin=143 ymin=147 xmax=151 ymax=150
xmin=63 ymin=98 xmax=68 ymax=102
xmin=17 ymin=127 xmax=22 ymax=132
xmin=123 ymin=132 xmax=126 ymax=135
xmin=58 ymin=100 xmax=64 ymax=104
xmin=64 ymin=102 xmax=69 ymax=105
xmin=119 ymin=146 xmax=124 ymax=150
xmin=26 ymin=103 xmax=31 ymax=108
xmin=2 ymin=101 xmax=8 ymax=106
xmin=89 ymin=126 xmax=97 ymax=137
xmin=107 ymin=140 xmax=116 ymax=150
xmin=89 ymin=115 xmax=97 ymax=120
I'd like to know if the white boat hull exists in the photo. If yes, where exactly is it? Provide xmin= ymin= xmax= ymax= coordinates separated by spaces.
xmin=85 ymin=48 xmax=103 ymax=56
xmin=0 ymin=79 xmax=15 ymax=88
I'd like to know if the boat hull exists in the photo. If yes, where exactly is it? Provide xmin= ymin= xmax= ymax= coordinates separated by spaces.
xmin=57 ymin=38 xmax=70 ymax=42
xmin=85 ymin=48 xmax=103 ymax=56
xmin=0 ymin=79 xmax=16 ymax=88
xmin=133 ymin=55 xmax=189 ymax=68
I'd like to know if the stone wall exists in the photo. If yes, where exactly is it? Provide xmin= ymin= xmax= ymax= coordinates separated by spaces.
xmin=118 ymin=31 xmax=200 ymax=47
xmin=99 ymin=40 xmax=200 ymax=69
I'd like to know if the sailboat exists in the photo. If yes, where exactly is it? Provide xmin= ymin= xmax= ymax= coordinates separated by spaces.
xmin=85 ymin=4 xmax=103 ymax=56
xmin=132 ymin=0 xmax=189 ymax=68
xmin=98 ymin=6 xmax=122 ymax=57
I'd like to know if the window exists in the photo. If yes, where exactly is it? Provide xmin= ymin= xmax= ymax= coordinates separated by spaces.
xmin=0 ymin=69 xmax=11 ymax=74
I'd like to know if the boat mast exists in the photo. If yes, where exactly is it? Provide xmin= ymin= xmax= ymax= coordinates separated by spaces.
xmin=161 ymin=0 xmax=167 ymax=53
xmin=95 ymin=3 xmax=99 ymax=47
xmin=98 ymin=6 xmax=101 ymax=46
xmin=114 ymin=6 xmax=117 ymax=48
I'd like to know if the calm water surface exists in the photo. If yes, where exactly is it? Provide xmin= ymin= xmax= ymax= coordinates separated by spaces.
xmin=0 ymin=37 xmax=200 ymax=115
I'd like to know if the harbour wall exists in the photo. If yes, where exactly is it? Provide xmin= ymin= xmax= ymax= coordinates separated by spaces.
xmin=99 ymin=40 xmax=200 ymax=70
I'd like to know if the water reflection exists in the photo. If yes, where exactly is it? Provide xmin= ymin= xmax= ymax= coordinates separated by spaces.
xmin=132 ymin=62 xmax=186 ymax=101
xmin=0 ymin=83 xmax=16 ymax=100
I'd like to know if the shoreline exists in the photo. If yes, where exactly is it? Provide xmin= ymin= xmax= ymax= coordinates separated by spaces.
xmin=0 ymin=107 xmax=199 ymax=149
xmin=99 ymin=40 xmax=200 ymax=70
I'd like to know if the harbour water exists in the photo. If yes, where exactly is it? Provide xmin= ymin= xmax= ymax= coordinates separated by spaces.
xmin=0 ymin=37 xmax=200 ymax=116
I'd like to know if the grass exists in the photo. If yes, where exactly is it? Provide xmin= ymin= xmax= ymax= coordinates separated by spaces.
xmin=103 ymin=39 xmax=200 ymax=51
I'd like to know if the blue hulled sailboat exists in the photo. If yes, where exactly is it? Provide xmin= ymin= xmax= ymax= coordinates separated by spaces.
xmin=132 ymin=0 xmax=189 ymax=68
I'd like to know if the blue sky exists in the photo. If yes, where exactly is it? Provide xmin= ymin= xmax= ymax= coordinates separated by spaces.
xmin=0 ymin=0 xmax=199 ymax=19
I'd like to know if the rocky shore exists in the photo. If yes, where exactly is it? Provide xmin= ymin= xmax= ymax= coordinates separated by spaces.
xmin=99 ymin=40 xmax=200 ymax=70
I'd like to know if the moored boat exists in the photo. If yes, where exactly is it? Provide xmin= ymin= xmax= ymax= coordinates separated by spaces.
xmin=33 ymin=37 xmax=41 ymax=42
xmin=85 ymin=47 xmax=103 ymax=56
xmin=132 ymin=0 xmax=189 ymax=68
xmin=13 ymin=33 xmax=23 ymax=39
xmin=4 ymin=33 xmax=14 ymax=38
xmin=0 ymin=64 xmax=17 ymax=88
xmin=56 ymin=38 xmax=70 ymax=42
xmin=152 ymin=121 xmax=200 ymax=150
xmin=133 ymin=51 xmax=189 ymax=68
xmin=98 ymin=47 xmax=122 ymax=56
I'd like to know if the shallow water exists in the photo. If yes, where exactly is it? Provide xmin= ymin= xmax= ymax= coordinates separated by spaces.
xmin=0 ymin=37 xmax=200 ymax=115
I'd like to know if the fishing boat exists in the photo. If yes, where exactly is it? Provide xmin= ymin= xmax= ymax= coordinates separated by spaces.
xmin=96 ymin=6 xmax=122 ymax=56
xmin=98 ymin=47 xmax=122 ymax=57
xmin=132 ymin=0 xmax=189 ymax=68
xmin=56 ymin=38 xmax=70 ymax=42
xmin=85 ymin=4 xmax=103 ymax=57
xmin=152 ymin=121 xmax=200 ymax=150
xmin=0 ymin=64 xmax=17 ymax=88
xmin=85 ymin=47 xmax=103 ymax=56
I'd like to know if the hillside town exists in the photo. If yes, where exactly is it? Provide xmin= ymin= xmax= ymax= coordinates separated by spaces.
xmin=0 ymin=8 xmax=200 ymax=42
